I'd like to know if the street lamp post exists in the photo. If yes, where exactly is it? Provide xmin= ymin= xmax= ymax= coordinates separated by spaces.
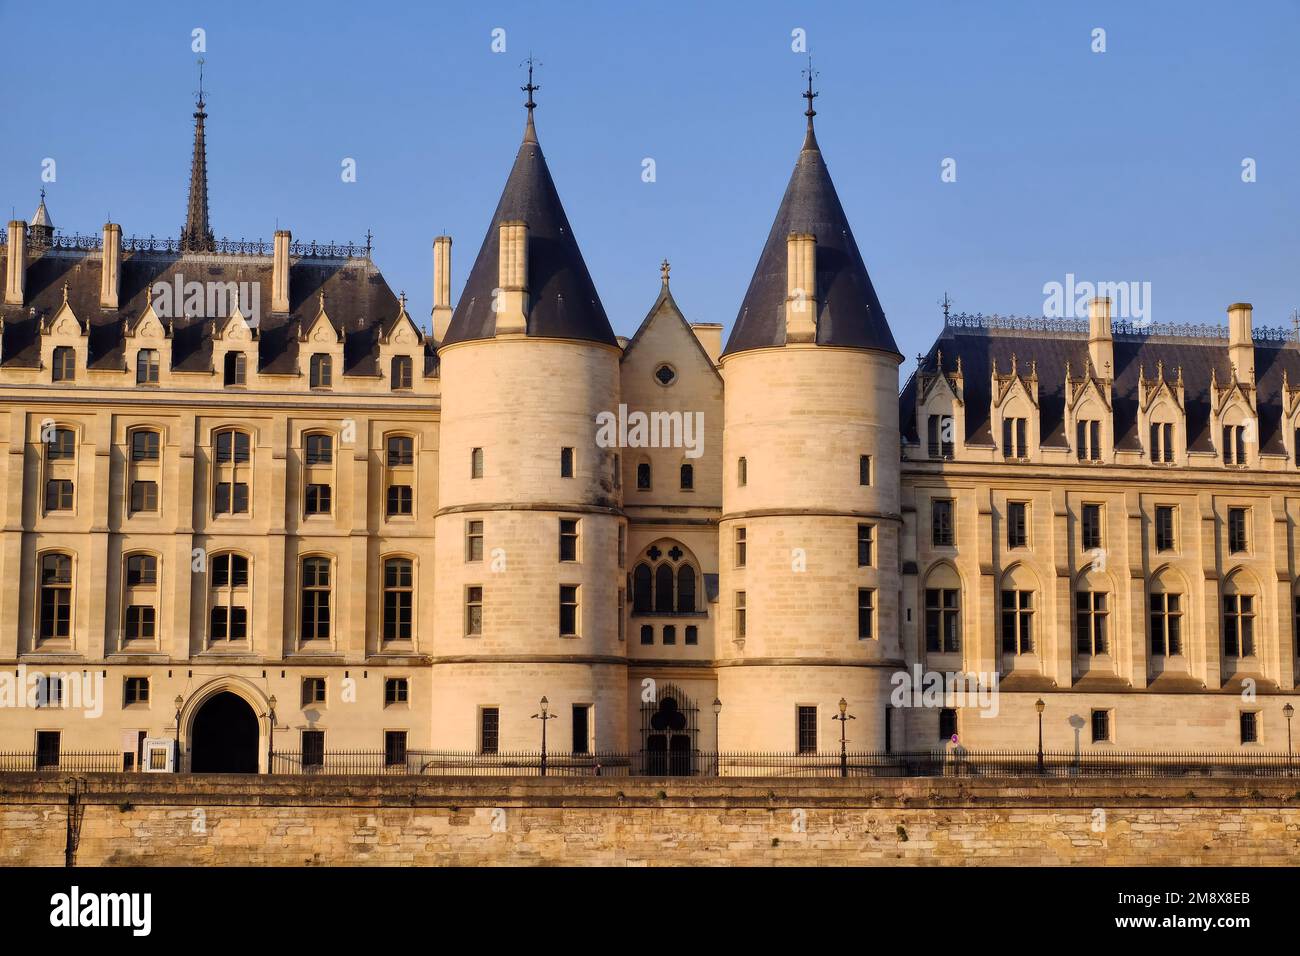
xmin=173 ymin=695 xmax=183 ymax=773
xmin=1035 ymin=698 xmax=1046 ymax=775
xmin=712 ymin=698 xmax=722 ymax=776
xmin=265 ymin=695 xmax=278 ymax=775
xmin=1285 ymin=703 xmax=1295 ymax=768
xmin=531 ymin=696 xmax=556 ymax=777
xmin=832 ymin=698 xmax=855 ymax=778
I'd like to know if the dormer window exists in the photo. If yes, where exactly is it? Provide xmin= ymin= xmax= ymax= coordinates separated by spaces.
xmin=1076 ymin=420 xmax=1102 ymax=461
xmin=224 ymin=352 xmax=247 ymax=386
xmin=927 ymin=414 xmax=954 ymax=458
xmin=309 ymin=354 xmax=332 ymax=389
xmin=136 ymin=349 xmax=160 ymax=385
xmin=1149 ymin=422 xmax=1174 ymax=463
xmin=52 ymin=346 xmax=75 ymax=383
xmin=1002 ymin=417 xmax=1028 ymax=459
xmin=1223 ymin=425 xmax=1246 ymax=466
xmin=391 ymin=355 xmax=413 ymax=390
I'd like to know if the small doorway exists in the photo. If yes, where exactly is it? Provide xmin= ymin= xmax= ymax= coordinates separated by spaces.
xmin=189 ymin=691 xmax=260 ymax=773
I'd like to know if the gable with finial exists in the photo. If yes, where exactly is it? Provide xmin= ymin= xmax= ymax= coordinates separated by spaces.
xmin=213 ymin=304 xmax=258 ymax=343
xmin=40 ymin=284 xmax=88 ymax=339
xmin=990 ymin=352 xmax=1039 ymax=410
xmin=125 ymin=292 xmax=173 ymax=341
xmin=918 ymin=349 xmax=964 ymax=408
xmin=300 ymin=292 xmax=343 ymax=345
xmin=380 ymin=292 xmax=424 ymax=347
xmin=620 ymin=263 xmax=722 ymax=381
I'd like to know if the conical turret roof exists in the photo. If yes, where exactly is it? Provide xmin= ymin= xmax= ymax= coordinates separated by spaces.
xmin=723 ymin=105 xmax=899 ymax=358
xmin=442 ymin=105 xmax=616 ymax=348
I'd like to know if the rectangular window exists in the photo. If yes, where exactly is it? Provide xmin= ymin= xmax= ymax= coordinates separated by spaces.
xmin=304 ymin=483 xmax=332 ymax=515
xmin=1228 ymin=507 xmax=1248 ymax=554
xmin=737 ymin=457 xmax=747 ymax=487
xmin=470 ymin=447 xmax=484 ymax=479
xmin=384 ymin=678 xmax=409 ymax=706
xmin=131 ymin=431 xmax=160 ymax=461
xmin=735 ymin=527 xmax=747 ymax=568
xmin=1076 ymin=419 xmax=1101 ymax=460
xmin=465 ymin=586 xmax=483 ymax=637
xmin=1007 ymin=502 xmax=1028 ymax=549
xmin=1223 ymin=425 xmax=1246 ymax=466
xmin=384 ymin=730 xmax=408 ymax=768
xmin=796 ymin=706 xmax=818 ymax=754
xmin=480 ymin=708 xmax=500 ymax=754
xmin=48 ymin=428 xmax=76 ymax=460
xmin=123 ymin=676 xmax=150 ymax=706
xmin=305 ymin=434 xmax=333 ymax=465
xmin=35 ymin=731 xmax=61 ymax=770
xmin=640 ymin=624 xmax=653 ymax=645
xmin=617 ymin=524 xmax=626 ymax=568
xmin=617 ymin=589 xmax=626 ymax=642
xmin=124 ymin=605 xmax=155 ymax=641
xmin=559 ymin=585 xmax=579 ymax=637
xmin=931 ymin=499 xmax=955 ymax=547
xmin=1081 ymin=503 xmax=1102 ymax=551
xmin=637 ymin=462 xmax=652 ymax=490
xmin=1002 ymin=417 xmax=1027 ymax=458
xmin=301 ymin=677 xmax=326 ymax=707
xmin=857 ymin=588 xmax=875 ymax=639
xmin=1000 ymin=590 xmax=1033 ymax=654
xmin=386 ymin=485 xmax=413 ymax=516
xmin=857 ymin=524 xmax=873 ymax=567
xmin=214 ymin=481 xmax=249 ymax=515
xmin=45 ymin=479 xmax=74 ymax=512
xmin=130 ymin=480 xmax=158 ymax=513
xmin=1224 ymin=594 xmax=1255 ymax=658
xmin=1150 ymin=422 xmax=1174 ymax=462
xmin=924 ymin=588 xmax=961 ymax=653
xmin=559 ymin=518 xmax=579 ymax=562
xmin=663 ymin=624 xmax=676 ymax=645
xmin=136 ymin=349 xmax=160 ymax=384
xmin=466 ymin=520 xmax=484 ymax=561
xmin=302 ymin=731 xmax=325 ymax=768
xmin=685 ymin=624 xmax=698 ymax=645
xmin=386 ymin=436 xmax=414 ymax=466
xmin=938 ymin=708 xmax=957 ymax=741
xmin=927 ymin=415 xmax=954 ymax=458
xmin=1240 ymin=711 xmax=1258 ymax=745
xmin=52 ymin=347 xmax=75 ymax=382
xmin=859 ymin=455 xmax=871 ymax=486
xmin=1090 ymin=709 xmax=1111 ymax=743
xmin=1149 ymin=592 xmax=1182 ymax=656
xmin=1154 ymin=506 xmax=1175 ymax=552
xmin=1076 ymin=591 xmax=1109 ymax=655
xmin=560 ymin=447 xmax=574 ymax=478
xmin=571 ymin=705 xmax=591 ymax=755
xmin=300 ymin=559 xmax=331 ymax=641
xmin=735 ymin=591 xmax=746 ymax=639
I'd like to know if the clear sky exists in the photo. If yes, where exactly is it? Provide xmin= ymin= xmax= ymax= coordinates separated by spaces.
xmin=1 ymin=1 xmax=1296 ymax=377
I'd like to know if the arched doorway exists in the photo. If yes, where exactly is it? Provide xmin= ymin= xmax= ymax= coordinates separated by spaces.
xmin=190 ymin=691 xmax=260 ymax=773
xmin=641 ymin=685 xmax=699 ymax=776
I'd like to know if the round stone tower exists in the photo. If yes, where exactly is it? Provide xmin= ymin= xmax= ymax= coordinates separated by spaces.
xmin=431 ymin=92 xmax=627 ymax=753
xmin=716 ymin=82 xmax=904 ymax=753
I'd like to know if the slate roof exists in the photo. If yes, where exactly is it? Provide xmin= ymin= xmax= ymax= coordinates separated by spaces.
xmin=900 ymin=321 xmax=1300 ymax=456
xmin=0 ymin=244 xmax=432 ymax=378
xmin=441 ymin=112 xmax=616 ymax=348
xmin=723 ymin=122 xmax=900 ymax=358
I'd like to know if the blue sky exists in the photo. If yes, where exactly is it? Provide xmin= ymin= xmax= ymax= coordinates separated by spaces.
xmin=1 ymin=0 xmax=1296 ymax=376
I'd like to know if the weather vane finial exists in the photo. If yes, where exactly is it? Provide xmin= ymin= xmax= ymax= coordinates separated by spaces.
xmin=802 ymin=55 xmax=818 ymax=122
xmin=522 ymin=55 xmax=541 ymax=114
xmin=195 ymin=56 xmax=206 ymax=108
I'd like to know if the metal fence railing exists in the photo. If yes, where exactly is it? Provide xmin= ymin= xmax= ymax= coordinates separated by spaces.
xmin=5 ymin=748 xmax=1300 ymax=778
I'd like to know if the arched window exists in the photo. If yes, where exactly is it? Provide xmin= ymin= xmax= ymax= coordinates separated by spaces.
xmin=679 ymin=463 xmax=693 ymax=490
xmin=633 ymin=564 xmax=652 ymax=613
xmin=128 ymin=428 xmax=161 ymax=514
xmin=38 ymin=552 xmax=73 ymax=640
xmin=999 ymin=566 xmax=1036 ymax=655
xmin=123 ymin=553 xmax=158 ymax=643
xmin=43 ymin=426 xmax=76 ymax=513
xmin=213 ymin=428 xmax=251 ymax=515
xmin=654 ymin=565 xmax=674 ymax=613
xmin=1076 ymin=570 xmax=1110 ymax=657
xmin=924 ymin=565 xmax=961 ymax=653
xmin=386 ymin=434 xmax=416 ymax=517
xmin=210 ymin=553 xmax=250 ymax=642
xmin=309 ymin=353 xmax=332 ymax=389
xmin=383 ymin=557 xmax=414 ymax=641
xmin=136 ymin=348 xmax=160 ymax=385
xmin=637 ymin=461 xmax=652 ymax=490
xmin=1149 ymin=569 xmax=1184 ymax=658
xmin=1223 ymin=572 xmax=1257 ymax=658
xmin=224 ymin=351 xmax=247 ymax=386
xmin=300 ymin=557 xmax=332 ymax=642
xmin=303 ymin=431 xmax=334 ymax=516
xmin=390 ymin=355 xmax=413 ymax=390
xmin=676 ymin=565 xmax=696 ymax=612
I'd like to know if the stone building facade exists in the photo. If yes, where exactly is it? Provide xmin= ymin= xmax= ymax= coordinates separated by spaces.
xmin=0 ymin=77 xmax=1295 ymax=772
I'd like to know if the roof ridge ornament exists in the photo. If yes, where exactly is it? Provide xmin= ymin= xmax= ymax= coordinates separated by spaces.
xmin=521 ymin=55 xmax=541 ymax=145
xmin=801 ymin=55 xmax=819 ymax=150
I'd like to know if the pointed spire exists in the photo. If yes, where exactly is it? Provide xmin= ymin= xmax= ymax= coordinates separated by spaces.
xmin=180 ymin=57 xmax=214 ymax=253
xmin=29 ymin=188 xmax=53 ymax=247
xmin=801 ymin=56 xmax=819 ymax=151
xmin=521 ymin=55 xmax=540 ymax=145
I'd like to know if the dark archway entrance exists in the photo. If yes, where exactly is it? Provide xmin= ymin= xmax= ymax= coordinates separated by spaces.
xmin=190 ymin=692 xmax=260 ymax=773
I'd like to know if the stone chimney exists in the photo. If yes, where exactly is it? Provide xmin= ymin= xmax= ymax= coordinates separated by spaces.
xmin=100 ymin=223 xmax=121 ymax=310
xmin=272 ymin=230 xmax=291 ymax=314
xmin=1087 ymin=296 xmax=1113 ymax=379
xmin=784 ymin=232 xmax=817 ymax=343
xmin=432 ymin=235 xmax=453 ymax=342
xmin=495 ymin=220 xmax=528 ymax=335
xmin=5 ymin=221 xmax=26 ymax=305
xmin=1227 ymin=302 xmax=1254 ymax=385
